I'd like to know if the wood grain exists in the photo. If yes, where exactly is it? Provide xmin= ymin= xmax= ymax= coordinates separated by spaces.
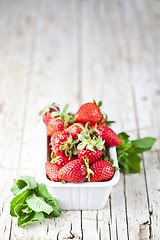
xmin=0 ymin=0 xmax=159 ymax=239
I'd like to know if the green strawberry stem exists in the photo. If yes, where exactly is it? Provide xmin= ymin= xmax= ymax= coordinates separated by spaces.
xmin=50 ymin=104 xmax=75 ymax=129
xmin=59 ymin=135 xmax=79 ymax=158
xmin=40 ymin=102 xmax=58 ymax=116
xmin=77 ymin=135 xmax=105 ymax=151
xmin=83 ymin=157 xmax=94 ymax=182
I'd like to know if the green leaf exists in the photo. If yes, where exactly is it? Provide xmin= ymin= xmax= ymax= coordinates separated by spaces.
xmin=14 ymin=204 xmax=29 ymax=217
xmin=22 ymin=206 xmax=33 ymax=214
xmin=35 ymin=184 xmax=62 ymax=218
xmin=18 ymin=212 xmax=44 ymax=227
xmin=36 ymin=183 xmax=62 ymax=217
xmin=16 ymin=176 xmax=37 ymax=190
xmin=78 ymin=134 xmax=86 ymax=142
xmin=83 ymin=157 xmax=94 ymax=182
xmin=118 ymin=132 xmax=130 ymax=142
xmin=26 ymin=194 xmax=53 ymax=215
xmin=50 ymin=112 xmax=60 ymax=117
xmin=77 ymin=142 xmax=87 ymax=150
xmin=108 ymin=158 xmax=114 ymax=165
xmin=86 ymin=144 xmax=94 ymax=151
xmin=10 ymin=176 xmax=62 ymax=227
xmin=132 ymin=137 xmax=156 ymax=153
xmin=72 ymin=147 xmax=77 ymax=155
xmin=74 ymin=123 xmax=85 ymax=130
xmin=11 ymin=182 xmax=20 ymax=195
xmin=104 ymin=120 xmax=116 ymax=126
xmin=36 ymin=183 xmax=58 ymax=209
xmin=61 ymin=180 xmax=65 ymax=184
xmin=117 ymin=132 xmax=156 ymax=174
xmin=113 ymin=166 xmax=120 ymax=172
xmin=11 ymin=176 xmax=37 ymax=196
xmin=98 ymin=101 xmax=102 ymax=107
xmin=63 ymin=104 xmax=69 ymax=113
xmin=10 ymin=189 xmax=31 ymax=217
xmin=118 ymin=150 xmax=141 ymax=173
xmin=40 ymin=102 xmax=58 ymax=116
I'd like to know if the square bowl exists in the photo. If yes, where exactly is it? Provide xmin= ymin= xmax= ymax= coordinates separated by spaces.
xmin=42 ymin=143 xmax=120 ymax=210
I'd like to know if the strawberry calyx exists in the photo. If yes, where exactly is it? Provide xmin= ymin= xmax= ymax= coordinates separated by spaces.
xmin=93 ymin=99 xmax=102 ymax=107
xmin=100 ymin=113 xmax=115 ymax=126
xmin=50 ymin=152 xmax=61 ymax=163
xmin=77 ymin=134 xmax=105 ymax=151
xmin=58 ymin=135 xmax=79 ymax=159
xmin=50 ymin=151 xmax=56 ymax=161
xmin=83 ymin=157 xmax=94 ymax=182
xmin=76 ymin=122 xmax=93 ymax=139
xmin=50 ymin=104 xmax=75 ymax=129
xmin=40 ymin=102 xmax=59 ymax=116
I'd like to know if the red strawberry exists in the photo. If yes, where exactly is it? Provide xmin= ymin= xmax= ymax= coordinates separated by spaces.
xmin=51 ymin=152 xmax=77 ymax=168
xmin=95 ymin=125 xmax=121 ymax=147
xmin=90 ymin=160 xmax=114 ymax=182
xmin=51 ymin=131 xmax=70 ymax=153
xmin=45 ymin=162 xmax=61 ymax=182
xmin=65 ymin=123 xmax=84 ymax=140
xmin=74 ymin=102 xmax=103 ymax=124
xmin=77 ymin=147 xmax=103 ymax=166
xmin=58 ymin=159 xmax=87 ymax=183
xmin=40 ymin=103 xmax=60 ymax=126
xmin=47 ymin=119 xmax=69 ymax=136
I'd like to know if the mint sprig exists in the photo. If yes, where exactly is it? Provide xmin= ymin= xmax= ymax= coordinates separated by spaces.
xmin=10 ymin=176 xmax=61 ymax=227
xmin=116 ymin=132 xmax=156 ymax=174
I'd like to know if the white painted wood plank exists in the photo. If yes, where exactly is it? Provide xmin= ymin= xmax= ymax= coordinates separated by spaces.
xmin=119 ymin=0 xmax=160 ymax=238
xmin=0 ymin=0 xmax=159 ymax=239
xmin=9 ymin=0 xmax=82 ymax=239
xmin=0 ymin=169 xmax=18 ymax=240
xmin=0 ymin=0 xmax=38 ymax=169
xmin=81 ymin=0 xmax=138 ymax=239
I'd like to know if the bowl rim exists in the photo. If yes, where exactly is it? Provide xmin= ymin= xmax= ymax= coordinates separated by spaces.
xmin=42 ymin=146 xmax=120 ymax=188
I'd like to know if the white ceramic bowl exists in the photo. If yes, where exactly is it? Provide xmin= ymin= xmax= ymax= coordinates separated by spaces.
xmin=42 ymin=146 xmax=120 ymax=210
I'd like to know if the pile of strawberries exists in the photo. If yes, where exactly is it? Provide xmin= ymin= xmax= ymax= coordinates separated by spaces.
xmin=41 ymin=101 xmax=122 ymax=183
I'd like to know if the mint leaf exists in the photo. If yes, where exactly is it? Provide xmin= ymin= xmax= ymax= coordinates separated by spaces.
xmin=14 ymin=204 xmax=29 ymax=217
xmin=10 ymin=176 xmax=62 ymax=227
xmin=18 ymin=212 xmax=44 ymax=227
xmin=118 ymin=149 xmax=141 ymax=173
xmin=11 ymin=182 xmax=20 ymax=195
xmin=10 ymin=189 xmax=31 ymax=217
xmin=117 ymin=132 xmax=156 ymax=174
xmin=22 ymin=206 xmax=32 ymax=214
xmin=26 ymin=194 xmax=53 ymax=215
xmin=11 ymin=176 xmax=37 ymax=196
xmin=132 ymin=137 xmax=156 ymax=153
xmin=35 ymin=183 xmax=61 ymax=218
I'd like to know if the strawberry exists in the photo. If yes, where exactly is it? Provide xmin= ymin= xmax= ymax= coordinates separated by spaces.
xmin=77 ymin=147 xmax=104 ymax=166
xmin=50 ymin=103 xmax=75 ymax=129
xmin=51 ymin=152 xmax=77 ymax=168
xmin=58 ymin=159 xmax=87 ymax=183
xmin=90 ymin=160 xmax=114 ymax=182
xmin=51 ymin=131 xmax=70 ymax=154
xmin=65 ymin=123 xmax=84 ymax=140
xmin=77 ymin=135 xmax=104 ymax=165
xmin=45 ymin=162 xmax=61 ymax=182
xmin=47 ymin=119 xmax=69 ymax=136
xmin=40 ymin=103 xmax=60 ymax=126
xmin=74 ymin=102 xmax=103 ymax=124
xmin=95 ymin=125 xmax=121 ymax=147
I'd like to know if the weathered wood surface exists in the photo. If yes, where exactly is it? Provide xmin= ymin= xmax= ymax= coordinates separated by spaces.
xmin=0 ymin=0 xmax=160 ymax=239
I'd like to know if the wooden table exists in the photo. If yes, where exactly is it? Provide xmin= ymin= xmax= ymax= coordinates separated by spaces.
xmin=0 ymin=0 xmax=160 ymax=239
